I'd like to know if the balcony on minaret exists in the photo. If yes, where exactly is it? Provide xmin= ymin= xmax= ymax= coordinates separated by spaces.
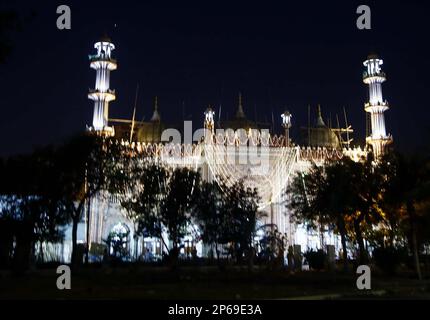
xmin=363 ymin=70 xmax=386 ymax=81
xmin=89 ymin=53 xmax=117 ymax=64
xmin=363 ymin=55 xmax=386 ymax=84
xmin=364 ymin=101 xmax=389 ymax=113
xmin=89 ymin=39 xmax=117 ymax=70
xmin=89 ymin=54 xmax=117 ymax=71
xmin=88 ymin=88 xmax=116 ymax=102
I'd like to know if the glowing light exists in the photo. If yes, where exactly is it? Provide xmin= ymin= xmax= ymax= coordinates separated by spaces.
xmin=363 ymin=54 xmax=392 ymax=157
xmin=281 ymin=111 xmax=292 ymax=128
xmin=88 ymin=37 xmax=117 ymax=135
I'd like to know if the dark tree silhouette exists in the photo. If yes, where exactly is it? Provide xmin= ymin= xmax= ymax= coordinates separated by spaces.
xmin=0 ymin=146 xmax=68 ymax=271
xmin=194 ymin=180 xmax=232 ymax=265
xmin=288 ymin=161 xmax=350 ymax=270
xmin=54 ymin=134 xmax=118 ymax=267
xmin=160 ymin=167 xmax=201 ymax=267
xmin=289 ymin=155 xmax=385 ymax=268
xmin=380 ymin=152 xmax=430 ymax=280
xmin=120 ymin=163 xmax=170 ymax=258
xmin=221 ymin=181 xmax=262 ymax=265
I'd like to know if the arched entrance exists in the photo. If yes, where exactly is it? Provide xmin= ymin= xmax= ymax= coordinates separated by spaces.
xmin=107 ymin=223 xmax=130 ymax=259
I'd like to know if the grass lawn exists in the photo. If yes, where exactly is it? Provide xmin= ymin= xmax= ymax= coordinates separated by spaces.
xmin=1 ymin=266 xmax=429 ymax=300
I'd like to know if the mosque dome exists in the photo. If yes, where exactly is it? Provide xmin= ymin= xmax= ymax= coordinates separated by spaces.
xmin=301 ymin=105 xmax=341 ymax=149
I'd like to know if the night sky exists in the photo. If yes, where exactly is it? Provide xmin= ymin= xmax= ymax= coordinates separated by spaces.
xmin=0 ymin=0 xmax=429 ymax=156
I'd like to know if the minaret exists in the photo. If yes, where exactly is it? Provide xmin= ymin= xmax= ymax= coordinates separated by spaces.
xmin=88 ymin=35 xmax=117 ymax=135
xmin=363 ymin=53 xmax=392 ymax=157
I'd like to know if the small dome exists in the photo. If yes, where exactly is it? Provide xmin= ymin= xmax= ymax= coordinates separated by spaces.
xmin=367 ymin=53 xmax=379 ymax=60
xmin=301 ymin=105 xmax=341 ymax=149
xmin=306 ymin=127 xmax=340 ymax=149
xmin=99 ymin=34 xmax=112 ymax=43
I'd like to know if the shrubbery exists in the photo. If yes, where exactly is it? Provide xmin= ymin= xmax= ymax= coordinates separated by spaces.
xmin=304 ymin=249 xmax=326 ymax=270
xmin=372 ymin=247 xmax=408 ymax=275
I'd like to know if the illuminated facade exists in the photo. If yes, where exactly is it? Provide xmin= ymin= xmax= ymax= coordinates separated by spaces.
xmin=363 ymin=54 xmax=393 ymax=157
xmin=56 ymin=41 xmax=392 ymax=263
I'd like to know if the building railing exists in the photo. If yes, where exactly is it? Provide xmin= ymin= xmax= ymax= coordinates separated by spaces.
xmin=108 ymin=139 xmax=367 ymax=164
xmin=88 ymin=88 xmax=116 ymax=95
xmin=363 ymin=71 xmax=386 ymax=79
xmin=88 ymin=54 xmax=117 ymax=64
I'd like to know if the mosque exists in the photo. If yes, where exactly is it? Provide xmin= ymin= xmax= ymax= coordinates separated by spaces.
xmin=58 ymin=36 xmax=393 ymax=263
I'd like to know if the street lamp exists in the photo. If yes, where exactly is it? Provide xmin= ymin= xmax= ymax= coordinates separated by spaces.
xmin=281 ymin=110 xmax=292 ymax=147
xmin=204 ymin=106 xmax=215 ymax=140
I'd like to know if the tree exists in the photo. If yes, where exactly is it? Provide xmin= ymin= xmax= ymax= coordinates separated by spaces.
xmin=257 ymin=225 xmax=287 ymax=268
xmin=54 ymin=134 xmax=118 ymax=267
xmin=289 ymin=162 xmax=350 ymax=270
xmin=345 ymin=155 xmax=385 ymax=265
xmin=194 ymin=181 xmax=226 ymax=262
xmin=289 ymin=164 xmax=334 ymax=247
xmin=222 ymin=181 xmax=262 ymax=265
xmin=120 ymin=162 xmax=170 ymax=259
xmin=323 ymin=159 xmax=357 ymax=270
xmin=288 ymin=156 xmax=383 ymax=269
xmin=160 ymin=167 xmax=201 ymax=266
xmin=379 ymin=152 xmax=430 ymax=280
xmin=194 ymin=180 xmax=263 ymax=267
xmin=0 ymin=146 xmax=68 ymax=271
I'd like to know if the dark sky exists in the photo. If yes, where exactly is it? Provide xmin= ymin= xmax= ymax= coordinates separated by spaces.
xmin=0 ymin=0 xmax=429 ymax=156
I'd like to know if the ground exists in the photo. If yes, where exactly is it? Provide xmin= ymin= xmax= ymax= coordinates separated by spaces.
xmin=1 ymin=266 xmax=429 ymax=300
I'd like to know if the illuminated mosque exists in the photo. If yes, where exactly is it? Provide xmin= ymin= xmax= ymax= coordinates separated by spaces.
xmin=61 ymin=36 xmax=393 ymax=262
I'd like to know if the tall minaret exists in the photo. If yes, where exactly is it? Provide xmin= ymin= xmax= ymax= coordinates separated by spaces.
xmin=88 ymin=36 xmax=117 ymax=135
xmin=363 ymin=53 xmax=392 ymax=157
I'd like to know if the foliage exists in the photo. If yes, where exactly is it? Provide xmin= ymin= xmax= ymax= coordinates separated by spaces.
xmin=288 ymin=155 xmax=387 ymax=266
xmin=304 ymin=249 xmax=326 ymax=271
xmin=159 ymin=167 xmax=201 ymax=264
xmin=220 ymin=181 xmax=262 ymax=262
xmin=289 ymin=150 xmax=430 ymax=278
xmin=193 ymin=179 xmax=264 ymax=265
xmin=0 ymin=146 xmax=69 ymax=270
xmin=103 ymin=229 xmax=130 ymax=260
xmin=257 ymin=225 xmax=287 ymax=265
xmin=372 ymin=246 xmax=408 ymax=275
xmin=119 ymin=163 xmax=201 ymax=265
xmin=54 ymin=134 xmax=121 ymax=266
xmin=119 ymin=163 xmax=168 ymax=250
xmin=193 ymin=181 xmax=225 ymax=259
xmin=378 ymin=151 xmax=430 ymax=279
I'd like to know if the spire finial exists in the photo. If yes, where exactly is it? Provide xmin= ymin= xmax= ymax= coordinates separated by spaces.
xmin=151 ymin=96 xmax=161 ymax=122
xmin=100 ymin=32 xmax=112 ymax=43
xmin=236 ymin=92 xmax=246 ymax=118
xmin=316 ymin=104 xmax=326 ymax=127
